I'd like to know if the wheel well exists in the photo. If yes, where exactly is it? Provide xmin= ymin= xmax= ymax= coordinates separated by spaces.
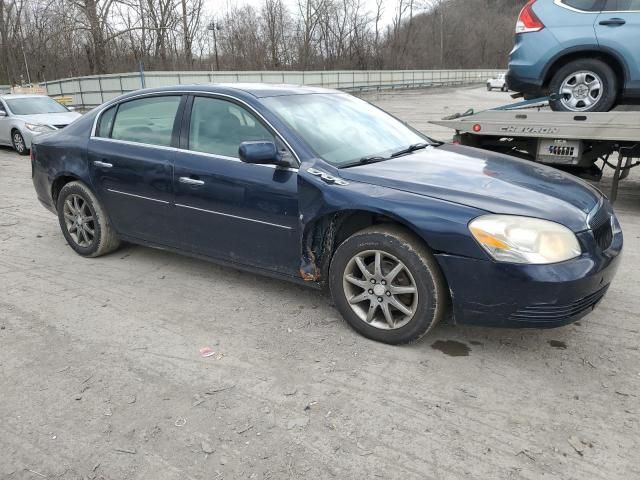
xmin=51 ymin=175 xmax=79 ymax=207
xmin=301 ymin=209 xmax=432 ymax=283
xmin=543 ymin=50 xmax=625 ymax=90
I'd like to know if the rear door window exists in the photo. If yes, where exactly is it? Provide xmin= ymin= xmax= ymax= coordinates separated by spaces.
xmin=602 ymin=0 xmax=640 ymax=10
xmin=109 ymin=96 xmax=181 ymax=147
xmin=562 ymin=0 xmax=604 ymax=11
xmin=96 ymin=105 xmax=116 ymax=137
xmin=187 ymin=96 xmax=274 ymax=158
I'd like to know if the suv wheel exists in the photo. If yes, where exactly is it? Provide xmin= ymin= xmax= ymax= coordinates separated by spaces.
xmin=486 ymin=83 xmax=492 ymax=91
xmin=329 ymin=225 xmax=447 ymax=345
xmin=548 ymin=59 xmax=617 ymax=112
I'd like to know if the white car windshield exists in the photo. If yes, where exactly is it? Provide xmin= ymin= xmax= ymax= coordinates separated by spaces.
xmin=261 ymin=93 xmax=431 ymax=167
xmin=6 ymin=97 xmax=69 ymax=115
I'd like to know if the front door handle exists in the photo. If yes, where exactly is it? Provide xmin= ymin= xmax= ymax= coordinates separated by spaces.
xmin=179 ymin=176 xmax=205 ymax=186
xmin=93 ymin=160 xmax=113 ymax=168
xmin=599 ymin=18 xmax=626 ymax=26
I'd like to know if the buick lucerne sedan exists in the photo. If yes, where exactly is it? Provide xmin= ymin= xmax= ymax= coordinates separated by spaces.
xmin=31 ymin=84 xmax=622 ymax=344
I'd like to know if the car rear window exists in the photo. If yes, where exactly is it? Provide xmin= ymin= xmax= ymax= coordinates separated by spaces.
xmin=561 ymin=0 xmax=603 ymax=11
xmin=603 ymin=0 xmax=640 ymax=10
xmin=109 ymin=96 xmax=181 ymax=147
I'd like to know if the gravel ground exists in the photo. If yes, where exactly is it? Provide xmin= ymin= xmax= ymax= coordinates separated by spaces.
xmin=1 ymin=86 xmax=639 ymax=480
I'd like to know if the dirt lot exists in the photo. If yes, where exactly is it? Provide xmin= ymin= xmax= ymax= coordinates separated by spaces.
xmin=1 ymin=86 xmax=639 ymax=480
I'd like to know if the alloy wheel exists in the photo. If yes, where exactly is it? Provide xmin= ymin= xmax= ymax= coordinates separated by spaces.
xmin=559 ymin=70 xmax=603 ymax=111
xmin=13 ymin=132 xmax=25 ymax=153
xmin=342 ymin=250 xmax=419 ymax=330
xmin=62 ymin=194 xmax=96 ymax=248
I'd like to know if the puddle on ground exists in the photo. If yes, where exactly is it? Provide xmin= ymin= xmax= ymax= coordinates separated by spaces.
xmin=469 ymin=340 xmax=484 ymax=346
xmin=548 ymin=340 xmax=568 ymax=349
xmin=431 ymin=340 xmax=471 ymax=357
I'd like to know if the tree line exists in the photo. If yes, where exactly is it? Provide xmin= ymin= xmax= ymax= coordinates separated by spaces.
xmin=0 ymin=0 xmax=526 ymax=85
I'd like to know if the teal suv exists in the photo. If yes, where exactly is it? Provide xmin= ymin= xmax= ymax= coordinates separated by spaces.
xmin=507 ymin=0 xmax=640 ymax=112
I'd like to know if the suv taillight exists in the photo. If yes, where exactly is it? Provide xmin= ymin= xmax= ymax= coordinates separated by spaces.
xmin=516 ymin=0 xmax=544 ymax=33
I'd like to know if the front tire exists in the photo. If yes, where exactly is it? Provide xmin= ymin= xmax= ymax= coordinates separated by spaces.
xmin=12 ymin=130 xmax=28 ymax=155
xmin=329 ymin=225 xmax=447 ymax=345
xmin=548 ymin=59 xmax=617 ymax=112
xmin=56 ymin=181 xmax=120 ymax=257
xmin=486 ymin=84 xmax=492 ymax=91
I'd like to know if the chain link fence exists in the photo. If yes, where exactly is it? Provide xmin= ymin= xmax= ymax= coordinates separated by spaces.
xmin=35 ymin=69 xmax=503 ymax=108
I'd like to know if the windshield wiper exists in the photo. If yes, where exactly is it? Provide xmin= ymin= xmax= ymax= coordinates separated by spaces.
xmin=390 ymin=142 xmax=431 ymax=158
xmin=341 ymin=155 xmax=390 ymax=168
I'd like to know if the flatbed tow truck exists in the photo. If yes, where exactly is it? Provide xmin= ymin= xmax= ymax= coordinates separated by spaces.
xmin=430 ymin=98 xmax=640 ymax=202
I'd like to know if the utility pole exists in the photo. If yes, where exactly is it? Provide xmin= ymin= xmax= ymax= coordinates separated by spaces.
xmin=207 ymin=21 xmax=220 ymax=71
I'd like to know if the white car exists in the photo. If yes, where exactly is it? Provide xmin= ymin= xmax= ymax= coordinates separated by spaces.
xmin=0 ymin=94 xmax=81 ymax=155
xmin=487 ymin=73 xmax=508 ymax=92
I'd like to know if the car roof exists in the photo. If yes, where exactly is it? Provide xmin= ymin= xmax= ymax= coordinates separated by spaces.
xmin=121 ymin=83 xmax=343 ymax=99
xmin=0 ymin=94 xmax=50 ymax=100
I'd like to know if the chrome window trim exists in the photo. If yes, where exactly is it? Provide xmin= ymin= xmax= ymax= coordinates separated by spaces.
xmin=107 ymin=188 xmax=171 ymax=204
xmin=556 ymin=0 xmax=640 ymax=13
xmin=554 ymin=0 xmax=602 ymax=13
xmin=175 ymin=203 xmax=293 ymax=230
xmin=92 ymin=136 xmax=178 ymax=152
xmin=89 ymin=90 xmax=302 ymax=166
xmin=91 ymin=136 xmax=299 ymax=173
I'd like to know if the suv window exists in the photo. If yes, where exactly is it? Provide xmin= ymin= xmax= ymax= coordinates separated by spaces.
xmin=110 ymin=96 xmax=181 ymax=147
xmin=561 ymin=0 xmax=603 ymax=11
xmin=188 ymin=96 xmax=274 ymax=158
xmin=603 ymin=0 xmax=640 ymax=10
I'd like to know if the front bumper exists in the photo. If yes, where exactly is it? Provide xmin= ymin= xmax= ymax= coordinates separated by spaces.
xmin=435 ymin=229 xmax=622 ymax=328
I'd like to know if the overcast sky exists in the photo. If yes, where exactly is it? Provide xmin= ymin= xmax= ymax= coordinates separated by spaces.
xmin=204 ymin=0 xmax=401 ymax=28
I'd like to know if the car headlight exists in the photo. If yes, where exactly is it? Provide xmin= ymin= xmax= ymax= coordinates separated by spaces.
xmin=469 ymin=215 xmax=581 ymax=264
xmin=24 ymin=123 xmax=54 ymax=133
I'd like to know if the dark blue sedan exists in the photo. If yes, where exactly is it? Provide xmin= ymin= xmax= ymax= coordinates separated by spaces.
xmin=31 ymin=84 xmax=622 ymax=344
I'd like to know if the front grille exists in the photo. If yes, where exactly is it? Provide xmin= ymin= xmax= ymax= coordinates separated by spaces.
xmin=509 ymin=286 xmax=609 ymax=323
xmin=593 ymin=221 xmax=613 ymax=251
xmin=589 ymin=203 xmax=613 ymax=251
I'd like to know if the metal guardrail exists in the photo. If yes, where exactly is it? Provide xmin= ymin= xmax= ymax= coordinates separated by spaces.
xmin=39 ymin=69 xmax=503 ymax=108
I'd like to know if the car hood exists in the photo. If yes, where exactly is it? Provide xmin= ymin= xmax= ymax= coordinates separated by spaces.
xmin=339 ymin=144 xmax=601 ymax=232
xmin=14 ymin=111 xmax=81 ymax=126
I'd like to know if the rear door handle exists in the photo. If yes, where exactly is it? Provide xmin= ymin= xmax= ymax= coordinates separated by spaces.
xmin=93 ymin=160 xmax=113 ymax=168
xmin=179 ymin=176 xmax=205 ymax=186
xmin=599 ymin=18 xmax=626 ymax=26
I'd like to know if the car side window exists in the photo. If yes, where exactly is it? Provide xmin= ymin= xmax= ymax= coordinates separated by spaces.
xmin=0 ymin=101 xmax=6 ymax=114
xmin=562 ymin=0 xmax=603 ymax=10
xmin=96 ymin=105 xmax=116 ymax=137
xmin=110 ymin=96 xmax=181 ymax=147
xmin=188 ymin=96 xmax=274 ymax=158
xmin=603 ymin=0 xmax=640 ymax=9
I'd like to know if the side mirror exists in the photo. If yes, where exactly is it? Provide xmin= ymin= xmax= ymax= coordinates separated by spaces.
xmin=0 ymin=111 xmax=6 ymax=117
xmin=67 ymin=106 xmax=76 ymax=112
xmin=239 ymin=141 xmax=289 ymax=167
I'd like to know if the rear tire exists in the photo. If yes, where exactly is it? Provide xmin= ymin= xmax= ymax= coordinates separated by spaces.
xmin=548 ymin=59 xmax=617 ymax=112
xmin=12 ymin=130 xmax=28 ymax=155
xmin=56 ymin=181 xmax=120 ymax=257
xmin=329 ymin=225 xmax=447 ymax=345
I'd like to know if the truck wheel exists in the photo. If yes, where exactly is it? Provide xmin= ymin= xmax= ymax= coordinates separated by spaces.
xmin=56 ymin=181 xmax=120 ymax=257
xmin=548 ymin=59 xmax=617 ymax=112
xmin=329 ymin=225 xmax=447 ymax=345
xmin=486 ymin=84 xmax=492 ymax=91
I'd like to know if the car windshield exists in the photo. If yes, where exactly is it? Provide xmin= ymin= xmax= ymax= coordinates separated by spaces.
xmin=261 ymin=93 xmax=432 ymax=167
xmin=5 ymin=97 xmax=69 ymax=115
